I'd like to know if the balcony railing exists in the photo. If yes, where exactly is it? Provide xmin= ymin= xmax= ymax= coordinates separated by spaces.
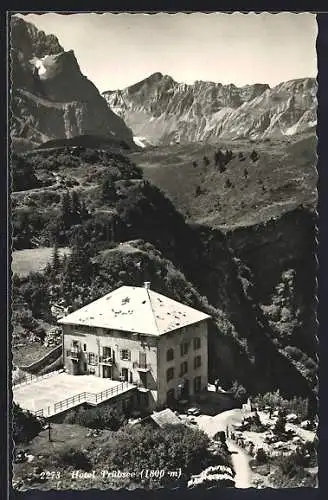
xmin=70 ymin=349 xmax=80 ymax=360
xmin=99 ymin=356 xmax=114 ymax=365
xmin=133 ymin=361 xmax=151 ymax=372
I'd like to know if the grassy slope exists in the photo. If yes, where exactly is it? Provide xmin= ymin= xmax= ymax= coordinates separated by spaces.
xmin=131 ymin=133 xmax=317 ymax=229
xmin=13 ymin=424 xmax=124 ymax=491
xmin=12 ymin=247 xmax=71 ymax=277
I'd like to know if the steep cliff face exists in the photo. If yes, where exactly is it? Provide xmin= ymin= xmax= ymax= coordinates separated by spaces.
xmin=10 ymin=17 xmax=135 ymax=152
xmin=178 ymin=209 xmax=317 ymax=399
xmin=129 ymin=135 xmax=317 ymax=397
xmin=103 ymin=73 xmax=317 ymax=145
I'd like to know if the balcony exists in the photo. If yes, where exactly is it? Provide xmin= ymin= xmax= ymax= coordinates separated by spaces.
xmin=70 ymin=349 xmax=80 ymax=360
xmin=135 ymin=381 xmax=150 ymax=392
xmin=99 ymin=356 xmax=114 ymax=365
xmin=133 ymin=361 xmax=151 ymax=372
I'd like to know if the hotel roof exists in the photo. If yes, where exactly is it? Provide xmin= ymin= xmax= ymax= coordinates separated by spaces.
xmin=58 ymin=284 xmax=210 ymax=336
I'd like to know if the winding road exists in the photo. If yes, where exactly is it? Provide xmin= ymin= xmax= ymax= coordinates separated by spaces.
xmin=196 ymin=408 xmax=253 ymax=488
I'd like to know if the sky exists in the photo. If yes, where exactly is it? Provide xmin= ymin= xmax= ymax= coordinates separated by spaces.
xmin=16 ymin=12 xmax=317 ymax=92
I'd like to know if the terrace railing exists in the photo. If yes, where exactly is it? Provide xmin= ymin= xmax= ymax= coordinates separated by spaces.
xmin=13 ymin=369 xmax=63 ymax=388
xmin=34 ymin=381 xmax=132 ymax=418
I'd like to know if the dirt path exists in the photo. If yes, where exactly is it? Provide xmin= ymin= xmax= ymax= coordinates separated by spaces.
xmin=196 ymin=408 xmax=244 ymax=438
xmin=195 ymin=409 xmax=253 ymax=488
xmin=228 ymin=440 xmax=252 ymax=488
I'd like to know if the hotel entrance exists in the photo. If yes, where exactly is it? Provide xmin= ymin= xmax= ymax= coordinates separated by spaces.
xmin=102 ymin=365 xmax=112 ymax=378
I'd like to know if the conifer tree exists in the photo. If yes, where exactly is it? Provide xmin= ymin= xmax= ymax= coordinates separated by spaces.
xmin=274 ymin=409 xmax=287 ymax=435
xmin=101 ymin=173 xmax=117 ymax=202
xmin=52 ymin=243 xmax=60 ymax=271
xmin=203 ymin=156 xmax=210 ymax=167
xmin=71 ymin=190 xmax=80 ymax=216
xmin=61 ymin=191 xmax=72 ymax=229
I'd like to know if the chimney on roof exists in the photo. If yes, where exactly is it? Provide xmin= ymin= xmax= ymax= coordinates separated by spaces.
xmin=144 ymin=281 xmax=151 ymax=290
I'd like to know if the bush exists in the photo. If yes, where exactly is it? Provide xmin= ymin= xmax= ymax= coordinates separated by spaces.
xmin=230 ymin=381 xmax=247 ymax=403
xmin=100 ymin=424 xmax=212 ymax=486
xmin=284 ymin=345 xmax=304 ymax=362
xmin=271 ymin=452 xmax=317 ymax=487
xmin=253 ymin=391 xmax=310 ymax=420
xmin=203 ymin=156 xmax=210 ymax=167
xmin=255 ymin=448 xmax=268 ymax=464
xmin=295 ymin=440 xmax=318 ymax=468
xmin=273 ymin=410 xmax=287 ymax=435
xmin=12 ymin=153 xmax=41 ymax=191
xmin=279 ymin=453 xmax=305 ymax=477
xmin=13 ymin=403 xmax=42 ymax=444
xmin=250 ymin=150 xmax=259 ymax=162
xmin=54 ymin=447 xmax=92 ymax=471
xmin=64 ymin=405 xmax=126 ymax=431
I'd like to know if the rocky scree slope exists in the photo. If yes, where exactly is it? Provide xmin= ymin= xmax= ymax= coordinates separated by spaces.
xmin=103 ymin=72 xmax=317 ymax=145
xmin=10 ymin=17 xmax=135 ymax=152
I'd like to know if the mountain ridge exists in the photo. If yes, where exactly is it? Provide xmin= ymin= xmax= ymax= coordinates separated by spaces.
xmin=103 ymin=73 xmax=317 ymax=145
xmin=10 ymin=17 xmax=135 ymax=152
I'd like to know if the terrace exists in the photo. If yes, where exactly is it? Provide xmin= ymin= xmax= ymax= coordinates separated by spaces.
xmin=13 ymin=372 xmax=136 ymax=418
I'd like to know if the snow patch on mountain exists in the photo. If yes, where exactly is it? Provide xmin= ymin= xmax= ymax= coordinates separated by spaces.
xmin=11 ymin=17 xmax=135 ymax=151
xmin=133 ymin=136 xmax=148 ymax=148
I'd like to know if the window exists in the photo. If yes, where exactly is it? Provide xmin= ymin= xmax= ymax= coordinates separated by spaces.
xmin=103 ymin=347 xmax=112 ymax=359
xmin=83 ymin=362 xmax=87 ymax=372
xmin=121 ymin=368 xmax=129 ymax=381
xmin=194 ymin=355 xmax=201 ymax=369
xmin=88 ymin=353 xmax=97 ymax=365
xmin=167 ymin=389 xmax=175 ymax=404
xmin=83 ymin=343 xmax=87 ymax=352
xmin=194 ymin=376 xmax=202 ymax=393
xmin=193 ymin=337 xmax=201 ymax=350
xmin=167 ymin=367 xmax=174 ymax=382
xmin=180 ymin=361 xmax=188 ymax=376
xmin=167 ymin=348 xmax=174 ymax=362
xmin=180 ymin=342 xmax=189 ymax=357
xmin=120 ymin=349 xmax=131 ymax=361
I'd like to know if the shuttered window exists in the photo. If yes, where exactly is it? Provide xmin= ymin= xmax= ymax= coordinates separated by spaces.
xmin=120 ymin=349 xmax=131 ymax=361
xmin=88 ymin=353 xmax=98 ymax=365
xmin=167 ymin=367 xmax=174 ymax=382
xmin=180 ymin=342 xmax=189 ymax=356
xmin=193 ymin=337 xmax=201 ymax=350
xmin=194 ymin=356 xmax=201 ymax=369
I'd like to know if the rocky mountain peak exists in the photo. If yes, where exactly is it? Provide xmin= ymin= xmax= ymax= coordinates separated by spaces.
xmin=11 ymin=17 xmax=135 ymax=152
xmin=103 ymin=74 xmax=316 ymax=145
xmin=11 ymin=16 xmax=64 ymax=60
